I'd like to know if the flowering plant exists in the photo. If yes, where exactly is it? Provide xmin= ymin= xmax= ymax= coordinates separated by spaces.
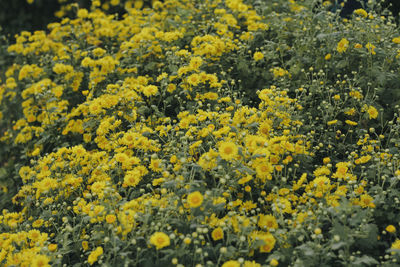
xmin=0 ymin=0 xmax=400 ymax=266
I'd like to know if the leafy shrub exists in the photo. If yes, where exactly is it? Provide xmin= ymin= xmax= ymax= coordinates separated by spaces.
xmin=0 ymin=0 xmax=400 ymax=266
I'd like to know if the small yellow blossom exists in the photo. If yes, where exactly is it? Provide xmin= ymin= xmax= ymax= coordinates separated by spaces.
xmin=354 ymin=9 xmax=368 ymax=18
xmin=366 ymin=105 xmax=378 ymax=119
xmin=187 ymin=191 xmax=204 ymax=208
xmin=392 ymin=37 xmax=400 ymax=44
xmin=211 ymin=227 xmax=224 ymax=241
xmin=392 ymin=239 xmax=400 ymax=251
xmin=325 ymin=53 xmax=331 ymax=60
xmin=222 ymin=260 xmax=241 ymax=267
xmin=106 ymin=214 xmax=117 ymax=224
xmin=219 ymin=141 xmax=239 ymax=161
xmin=337 ymin=38 xmax=349 ymax=53
xmin=327 ymin=120 xmax=338 ymax=125
xmin=386 ymin=225 xmax=396 ymax=233
xmin=270 ymin=259 xmax=279 ymax=266
xmin=365 ymin=42 xmax=376 ymax=55
xmin=345 ymin=120 xmax=358 ymax=126
xmin=150 ymin=232 xmax=170 ymax=249
xmin=88 ymin=247 xmax=103 ymax=265
xmin=253 ymin=51 xmax=264 ymax=61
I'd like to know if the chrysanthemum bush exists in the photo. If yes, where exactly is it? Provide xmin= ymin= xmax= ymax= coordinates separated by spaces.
xmin=1 ymin=0 xmax=400 ymax=266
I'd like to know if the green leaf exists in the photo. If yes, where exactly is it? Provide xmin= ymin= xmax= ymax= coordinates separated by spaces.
xmin=352 ymin=255 xmax=379 ymax=266
xmin=336 ymin=60 xmax=347 ymax=69
xmin=331 ymin=241 xmax=347 ymax=250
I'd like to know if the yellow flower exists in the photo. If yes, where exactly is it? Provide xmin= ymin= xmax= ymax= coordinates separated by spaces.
xmin=345 ymin=120 xmax=358 ymax=126
xmin=366 ymin=105 xmax=378 ymax=119
xmin=251 ymin=231 xmax=276 ymax=253
xmin=392 ymin=239 xmax=400 ymax=250
xmin=349 ymin=90 xmax=363 ymax=99
xmin=150 ymin=158 xmax=163 ymax=172
xmin=211 ymin=227 xmax=224 ymax=241
xmin=325 ymin=53 xmax=331 ymax=60
xmin=31 ymin=255 xmax=50 ymax=267
xmin=359 ymin=194 xmax=375 ymax=208
xmin=88 ymin=246 xmax=103 ymax=265
xmin=314 ymin=228 xmax=322 ymax=235
xmin=332 ymin=162 xmax=349 ymax=179
xmin=187 ymin=191 xmax=203 ymax=208
xmin=354 ymin=8 xmax=368 ymax=18
xmin=198 ymin=150 xmax=218 ymax=171
xmin=253 ymin=51 xmax=264 ymax=61
xmin=110 ymin=0 xmax=120 ymax=6
xmin=48 ymin=243 xmax=58 ymax=252
xmin=270 ymin=259 xmax=279 ymax=266
xmin=187 ymin=73 xmax=201 ymax=86
xmin=255 ymin=161 xmax=274 ymax=181
xmin=218 ymin=141 xmax=238 ymax=161
xmin=259 ymin=233 xmax=276 ymax=252
xmin=123 ymin=169 xmax=142 ymax=187
xmin=93 ymin=47 xmax=106 ymax=57
xmin=150 ymin=232 xmax=170 ymax=249
xmin=244 ymin=261 xmax=261 ymax=267
xmin=222 ymin=260 xmax=241 ymax=267
xmin=271 ymin=67 xmax=289 ymax=78
xmin=189 ymin=56 xmax=203 ymax=70
xmin=28 ymin=229 xmax=42 ymax=241
xmin=327 ymin=120 xmax=338 ymax=125
xmin=258 ymin=214 xmax=278 ymax=230
xmin=32 ymin=219 xmax=44 ymax=228
xmin=314 ymin=166 xmax=331 ymax=176
xmin=77 ymin=9 xmax=89 ymax=18
xmin=337 ymin=38 xmax=349 ymax=53
xmin=167 ymin=83 xmax=176 ymax=93
xmin=106 ymin=214 xmax=117 ymax=224
xmin=386 ymin=225 xmax=396 ymax=233
xmin=392 ymin=37 xmax=400 ymax=44
xmin=365 ymin=42 xmax=376 ymax=55
xmin=82 ymin=241 xmax=89 ymax=251
xmin=142 ymin=85 xmax=158 ymax=97
xmin=134 ymin=0 xmax=144 ymax=9
xmin=238 ymin=174 xmax=253 ymax=185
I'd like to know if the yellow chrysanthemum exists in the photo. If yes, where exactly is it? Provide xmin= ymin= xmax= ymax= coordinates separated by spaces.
xmin=253 ymin=51 xmax=264 ymax=61
xmin=142 ymin=85 xmax=158 ymax=97
xmin=386 ymin=225 xmax=396 ymax=233
xmin=258 ymin=214 xmax=278 ymax=230
xmin=123 ymin=169 xmax=142 ymax=187
xmin=337 ymin=38 xmax=349 ymax=53
xmin=222 ymin=260 xmax=241 ymax=267
xmin=392 ymin=239 xmax=400 ymax=250
xmin=31 ymin=255 xmax=50 ymax=267
xmin=211 ymin=227 xmax=224 ymax=241
xmin=392 ymin=37 xmax=400 ymax=44
xmin=365 ymin=105 xmax=378 ymax=119
xmin=218 ymin=141 xmax=238 ymax=161
xmin=354 ymin=8 xmax=368 ymax=18
xmin=88 ymin=247 xmax=103 ymax=265
xmin=106 ymin=214 xmax=117 ymax=224
xmin=150 ymin=232 xmax=170 ymax=249
xmin=187 ymin=191 xmax=203 ymax=208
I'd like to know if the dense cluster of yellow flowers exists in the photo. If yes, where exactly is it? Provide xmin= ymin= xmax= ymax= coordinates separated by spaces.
xmin=1 ymin=0 xmax=400 ymax=266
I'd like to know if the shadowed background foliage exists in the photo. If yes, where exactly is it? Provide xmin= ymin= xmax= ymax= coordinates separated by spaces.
xmin=0 ymin=0 xmax=62 ymax=39
xmin=1 ymin=0 xmax=400 ymax=40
